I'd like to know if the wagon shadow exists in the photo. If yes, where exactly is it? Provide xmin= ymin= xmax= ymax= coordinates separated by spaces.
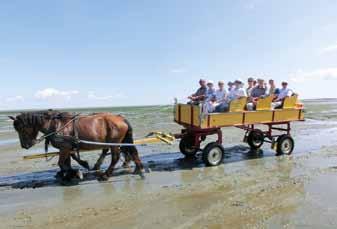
xmin=143 ymin=144 xmax=275 ymax=173
xmin=0 ymin=144 xmax=275 ymax=190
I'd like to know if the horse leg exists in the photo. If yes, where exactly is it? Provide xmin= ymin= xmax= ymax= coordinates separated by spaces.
xmin=58 ymin=150 xmax=81 ymax=182
xmin=127 ymin=146 xmax=145 ymax=179
xmin=92 ymin=148 xmax=109 ymax=171
xmin=71 ymin=153 xmax=90 ymax=170
xmin=57 ymin=150 xmax=71 ymax=180
xmin=120 ymin=147 xmax=132 ymax=168
xmin=98 ymin=146 xmax=120 ymax=181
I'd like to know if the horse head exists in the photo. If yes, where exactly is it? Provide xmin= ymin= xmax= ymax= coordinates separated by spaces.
xmin=9 ymin=110 xmax=56 ymax=149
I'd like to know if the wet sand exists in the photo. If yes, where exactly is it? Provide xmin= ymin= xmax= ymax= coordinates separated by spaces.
xmin=1 ymin=142 xmax=337 ymax=228
xmin=1 ymin=102 xmax=337 ymax=228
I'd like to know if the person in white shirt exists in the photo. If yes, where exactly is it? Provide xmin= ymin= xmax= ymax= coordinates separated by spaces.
xmin=214 ymin=81 xmax=229 ymax=112
xmin=271 ymin=81 xmax=294 ymax=109
xmin=203 ymin=95 xmax=217 ymax=113
xmin=205 ymin=80 xmax=216 ymax=101
xmin=228 ymin=79 xmax=247 ymax=101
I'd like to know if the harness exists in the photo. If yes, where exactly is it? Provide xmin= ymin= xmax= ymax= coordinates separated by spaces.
xmin=36 ymin=114 xmax=81 ymax=156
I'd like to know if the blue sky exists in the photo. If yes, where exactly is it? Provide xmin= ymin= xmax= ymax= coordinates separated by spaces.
xmin=1 ymin=0 xmax=337 ymax=110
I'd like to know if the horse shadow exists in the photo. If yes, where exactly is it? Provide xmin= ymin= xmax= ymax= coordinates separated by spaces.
xmin=0 ymin=145 xmax=275 ymax=189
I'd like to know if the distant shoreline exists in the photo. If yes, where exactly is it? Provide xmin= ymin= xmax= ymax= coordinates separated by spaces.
xmin=0 ymin=98 xmax=336 ymax=113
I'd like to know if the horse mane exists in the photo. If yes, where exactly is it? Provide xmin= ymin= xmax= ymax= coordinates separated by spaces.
xmin=16 ymin=109 xmax=76 ymax=127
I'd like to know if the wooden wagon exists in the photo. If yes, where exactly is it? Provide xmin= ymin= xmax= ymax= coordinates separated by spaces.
xmin=174 ymin=95 xmax=304 ymax=166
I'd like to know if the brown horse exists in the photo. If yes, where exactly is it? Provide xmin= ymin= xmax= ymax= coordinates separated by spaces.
xmin=9 ymin=110 xmax=144 ymax=182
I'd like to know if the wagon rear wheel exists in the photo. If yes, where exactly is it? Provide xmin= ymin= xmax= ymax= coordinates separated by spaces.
xmin=276 ymin=135 xmax=294 ymax=156
xmin=247 ymin=129 xmax=264 ymax=150
xmin=202 ymin=142 xmax=224 ymax=166
xmin=179 ymin=136 xmax=198 ymax=157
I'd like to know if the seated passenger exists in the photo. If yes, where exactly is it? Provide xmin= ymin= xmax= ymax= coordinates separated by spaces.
xmin=205 ymin=80 xmax=216 ymax=101
xmin=271 ymin=81 xmax=294 ymax=109
xmin=268 ymin=79 xmax=280 ymax=97
xmin=203 ymin=95 xmax=217 ymax=113
xmin=246 ymin=78 xmax=267 ymax=111
xmin=228 ymin=79 xmax=247 ymax=101
xmin=227 ymin=81 xmax=234 ymax=92
xmin=188 ymin=78 xmax=207 ymax=105
xmin=214 ymin=80 xmax=229 ymax=112
xmin=246 ymin=77 xmax=255 ymax=97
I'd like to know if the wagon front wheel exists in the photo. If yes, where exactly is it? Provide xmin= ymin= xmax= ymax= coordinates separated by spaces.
xmin=179 ymin=136 xmax=198 ymax=157
xmin=247 ymin=129 xmax=264 ymax=150
xmin=202 ymin=142 xmax=224 ymax=166
xmin=276 ymin=135 xmax=294 ymax=156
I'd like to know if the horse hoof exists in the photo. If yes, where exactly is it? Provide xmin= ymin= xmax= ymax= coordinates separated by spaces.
xmin=55 ymin=171 xmax=64 ymax=179
xmin=76 ymin=170 xmax=84 ymax=180
xmin=133 ymin=169 xmax=146 ymax=179
xmin=96 ymin=171 xmax=109 ymax=181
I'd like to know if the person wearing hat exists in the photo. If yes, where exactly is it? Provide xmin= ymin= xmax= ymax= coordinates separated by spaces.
xmin=271 ymin=81 xmax=294 ymax=109
xmin=188 ymin=78 xmax=207 ymax=105
xmin=246 ymin=77 xmax=255 ymax=97
xmin=246 ymin=78 xmax=267 ymax=111
xmin=214 ymin=80 xmax=229 ymax=112
xmin=228 ymin=79 xmax=247 ymax=101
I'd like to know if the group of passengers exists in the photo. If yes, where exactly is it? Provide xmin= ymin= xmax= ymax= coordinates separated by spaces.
xmin=188 ymin=77 xmax=294 ymax=113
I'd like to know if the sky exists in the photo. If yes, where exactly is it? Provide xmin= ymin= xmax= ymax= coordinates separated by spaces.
xmin=1 ymin=0 xmax=337 ymax=110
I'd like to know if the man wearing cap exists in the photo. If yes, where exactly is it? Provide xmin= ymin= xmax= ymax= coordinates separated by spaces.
xmin=246 ymin=77 xmax=255 ymax=97
xmin=271 ymin=81 xmax=294 ymax=109
xmin=214 ymin=80 xmax=229 ymax=112
xmin=228 ymin=79 xmax=247 ymax=101
xmin=188 ymin=79 xmax=207 ymax=105
xmin=246 ymin=78 xmax=267 ymax=111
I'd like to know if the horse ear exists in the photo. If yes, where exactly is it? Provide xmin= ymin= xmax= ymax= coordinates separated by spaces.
xmin=8 ymin=116 xmax=16 ymax=121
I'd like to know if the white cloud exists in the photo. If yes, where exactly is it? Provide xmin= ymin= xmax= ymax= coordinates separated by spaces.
xmin=321 ymin=43 xmax=337 ymax=54
xmin=34 ymin=88 xmax=79 ymax=100
xmin=290 ymin=68 xmax=337 ymax=83
xmin=5 ymin=95 xmax=24 ymax=102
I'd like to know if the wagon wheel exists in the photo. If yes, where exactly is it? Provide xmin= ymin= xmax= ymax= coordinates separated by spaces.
xmin=276 ymin=134 xmax=294 ymax=156
xmin=202 ymin=142 xmax=224 ymax=166
xmin=179 ymin=135 xmax=198 ymax=157
xmin=247 ymin=129 xmax=264 ymax=150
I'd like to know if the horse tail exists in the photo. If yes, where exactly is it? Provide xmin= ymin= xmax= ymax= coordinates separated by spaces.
xmin=121 ymin=118 xmax=144 ymax=177
xmin=120 ymin=118 xmax=135 ymax=163
xmin=122 ymin=118 xmax=134 ymax=144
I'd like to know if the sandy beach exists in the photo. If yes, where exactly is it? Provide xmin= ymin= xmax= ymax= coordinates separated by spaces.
xmin=1 ymin=100 xmax=337 ymax=228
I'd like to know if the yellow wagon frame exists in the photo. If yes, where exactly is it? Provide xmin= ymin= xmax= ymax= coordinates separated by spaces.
xmin=173 ymin=96 xmax=304 ymax=166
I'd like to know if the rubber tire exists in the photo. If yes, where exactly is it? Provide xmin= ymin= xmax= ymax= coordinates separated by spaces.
xmin=276 ymin=135 xmax=294 ymax=156
xmin=179 ymin=136 xmax=198 ymax=157
xmin=202 ymin=142 xmax=224 ymax=166
xmin=247 ymin=129 xmax=264 ymax=150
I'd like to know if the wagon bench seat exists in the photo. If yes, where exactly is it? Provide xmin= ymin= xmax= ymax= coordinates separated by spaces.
xmin=174 ymin=103 xmax=304 ymax=129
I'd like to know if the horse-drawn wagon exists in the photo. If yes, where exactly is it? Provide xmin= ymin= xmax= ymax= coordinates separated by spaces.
xmin=15 ymin=95 xmax=304 ymax=182
xmin=173 ymin=95 xmax=304 ymax=166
